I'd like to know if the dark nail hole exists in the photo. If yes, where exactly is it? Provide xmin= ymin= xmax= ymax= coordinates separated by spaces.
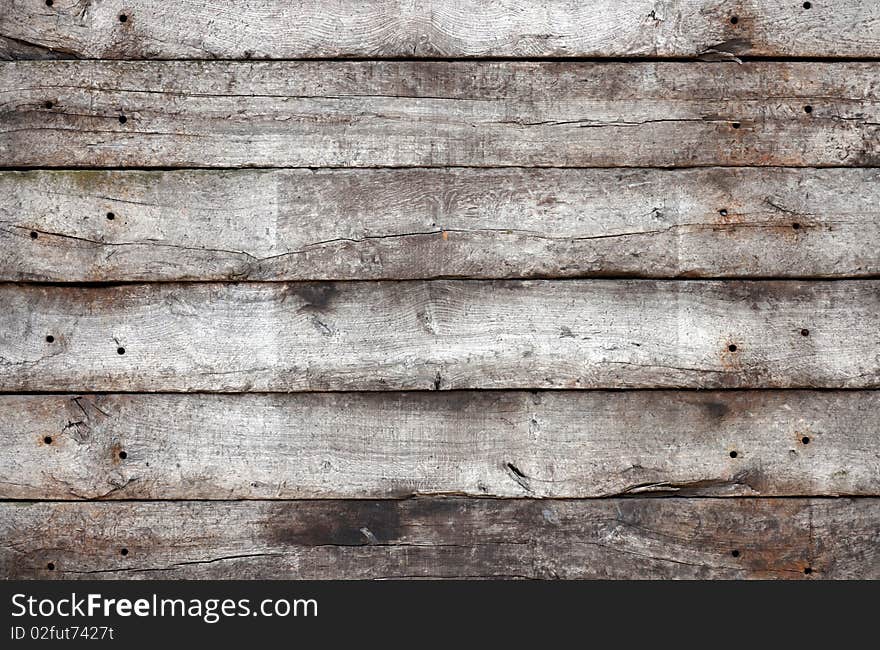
xmin=719 ymin=209 xmax=728 ymax=216
xmin=801 ymin=436 xmax=811 ymax=445
xmin=117 ymin=347 xmax=126 ymax=355
xmin=119 ymin=14 xmax=128 ymax=22
xmin=731 ymin=122 xmax=741 ymax=129
xmin=728 ymin=344 xmax=738 ymax=352
xmin=45 ymin=0 xmax=54 ymax=6
xmin=801 ymin=328 xmax=809 ymax=337
xmin=730 ymin=16 xmax=739 ymax=24
xmin=792 ymin=222 xmax=801 ymax=230
xmin=731 ymin=549 xmax=740 ymax=558
xmin=804 ymin=105 xmax=813 ymax=114
xmin=804 ymin=567 xmax=813 ymax=575
xmin=45 ymin=335 xmax=54 ymax=343
xmin=118 ymin=450 xmax=128 ymax=459
xmin=106 ymin=212 xmax=115 ymax=220
xmin=30 ymin=231 xmax=38 ymax=239
xmin=729 ymin=450 xmax=738 ymax=458
xmin=44 ymin=100 xmax=54 ymax=109
xmin=803 ymin=1 xmax=812 ymax=8
xmin=118 ymin=115 xmax=128 ymax=124
xmin=47 ymin=562 xmax=55 ymax=571
xmin=120 ymin=548 xmax=129 ymax=556
xmin=44 ymin=435 xmax=53 ymax=444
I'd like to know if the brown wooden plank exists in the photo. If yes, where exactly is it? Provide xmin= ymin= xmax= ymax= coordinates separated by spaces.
xmin=1 ymin=1 xmax=878 ymax=59
xmin=2 ymin=61 xmax=879 ymax=168
xmin=3 ymin=391 xmax=878 ymax=500
xmin=4 ymin=168 xmax=879 ymax=281
xmin=1 ymin=280 xmax=877 ymax=392
xmin=2 ymin=498 xmax=876 ymax=579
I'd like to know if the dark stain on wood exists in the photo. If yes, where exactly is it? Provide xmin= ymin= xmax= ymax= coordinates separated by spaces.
xmin=287 ymin=282 xmax=338 ymax=312
xmin=264 ymin=501 xmax=404 ymax=547
xmin=703 ymin=399 xmax=730 ymax=420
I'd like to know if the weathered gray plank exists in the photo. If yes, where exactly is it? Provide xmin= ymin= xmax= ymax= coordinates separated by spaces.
xmin=3 ymin=391 xmax=878 ymax=500
xmin=1 ymin=280 xmax=877 ymax=391
xmin=4 ymin=168 xmax=880 ymax=281
xmin=2 ymin=61 xmax=879 ymax=168
xmin=2 ymin=498 xmax=876 ymax=579
xmin=1 ymin=1 xmax=878 ymax=59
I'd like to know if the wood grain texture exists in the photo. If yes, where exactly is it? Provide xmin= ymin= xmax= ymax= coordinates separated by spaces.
xmin=4 ymin=168 xmax=880 ymax=281
xmin=2 ymin=280 xmax=878 ymax=392
xmin=2 ymin=498 xmax=876 ymax=579
xmin=1 ymin=1 xmax=878 ymax=59
xmin=3 ymin=61 xmax=880 ymax=168
xmin=3 ymin=391 xmax=878 ymax=500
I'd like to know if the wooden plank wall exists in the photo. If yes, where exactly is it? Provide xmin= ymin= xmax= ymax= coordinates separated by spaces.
xmin=0 ymin=1 xmax=877 ymax=580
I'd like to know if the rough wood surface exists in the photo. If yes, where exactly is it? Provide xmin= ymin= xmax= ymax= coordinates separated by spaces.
xmin=2 ymin=498 xmax=876 ymax=579
xmin=2 ymin=280 xmax=877 ymax=392
xmin=4 ymin=168 xmax=880 ymax=281
xmin=3 ymin=61 xmax=880 ymax=168
xmin=3 ymin=391 xmax=878 ymax=500
xmin=2 ymin=1 xmax=878 ymax=59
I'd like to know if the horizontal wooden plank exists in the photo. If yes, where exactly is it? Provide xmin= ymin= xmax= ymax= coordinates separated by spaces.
xmin=2 ymin=61 xmax=879 ymax=168
xmin=4 ymin=168 xmax=880 ymax=281
xmin=2 ymin=498 xmax=876 ymax=579
xmin=0 ymin=280 xmax=877 ymax=391
xmin=2 ymin=1 xmax=878 ymax=59
xmin=4 ymin=391 xmax=878 ymax=499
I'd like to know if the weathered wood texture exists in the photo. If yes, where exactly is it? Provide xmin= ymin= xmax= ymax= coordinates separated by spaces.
xmin=3 ymin=391 xmax=878 ymax=500
xmin=1 ymin=1 xmax=878 ymax=59
xmin=4 ymin=168 xmax=880 ymax=281
xmin=0 ymin=280 xmax=880 ymax=392
xmin=2 ymin=498 xmax=876 ymax=579
xmin=1 ymin=2 xmax=877 ymax=585
xmin=3 ymin=61 xmax=880 ymax=168
xmin=1 ymin=280 xmax=878 ymax=392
